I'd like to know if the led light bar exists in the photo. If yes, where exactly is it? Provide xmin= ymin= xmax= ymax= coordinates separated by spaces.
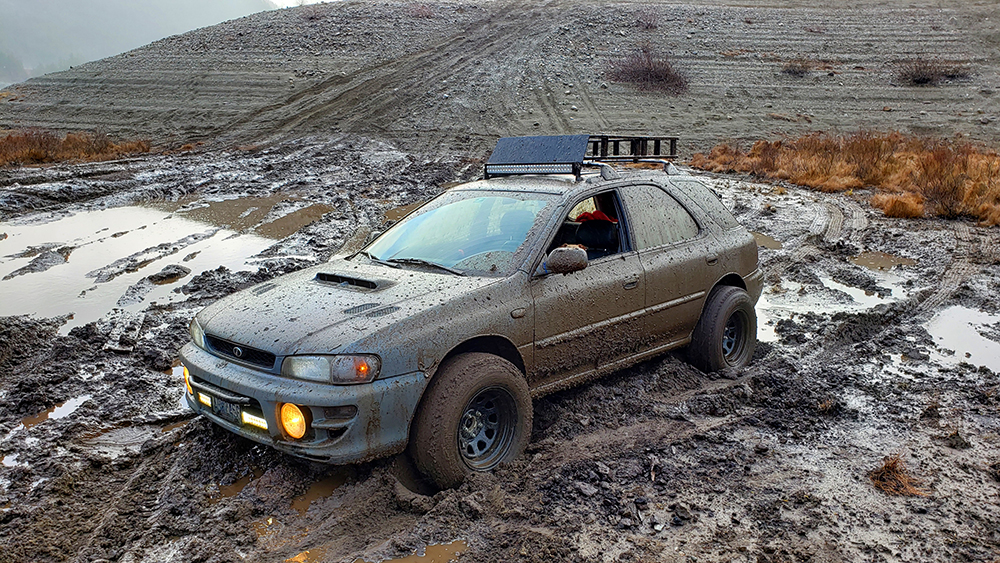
xmin=241 ymin=411 xmax=269 ymax=430
xmin=197 ymin=392 xmax=213 ymax=407
xmin=484 ymin=163 xmax=575 ymax=176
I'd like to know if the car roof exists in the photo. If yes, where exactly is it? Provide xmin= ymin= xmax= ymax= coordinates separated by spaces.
xmin=450 ymin=169 xmax=687 ymax=199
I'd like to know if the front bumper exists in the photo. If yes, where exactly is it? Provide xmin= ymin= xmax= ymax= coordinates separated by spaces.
xmin=178 ymin=343 xmax=429 ymax=464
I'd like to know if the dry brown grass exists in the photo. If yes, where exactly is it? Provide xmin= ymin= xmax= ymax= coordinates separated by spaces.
xmin=0 ymin=129 xmax=150 ymax=167
xmin=690 ymin=131 xmax=1000 ymax=225
xmin=869 ymin=454 xmax=927 ymax=496
xmin=608 ymin=43 xmax=687 ymax=94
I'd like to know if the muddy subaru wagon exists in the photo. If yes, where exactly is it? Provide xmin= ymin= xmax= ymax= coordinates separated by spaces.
xmin=179 ymin=135 xmax=762 ymax=488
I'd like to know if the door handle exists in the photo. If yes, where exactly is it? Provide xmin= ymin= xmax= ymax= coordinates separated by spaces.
xmin=706 ymin=254 xmax=719 ymax=266
xmin=623 ymin=279 xmax=639 ymax=290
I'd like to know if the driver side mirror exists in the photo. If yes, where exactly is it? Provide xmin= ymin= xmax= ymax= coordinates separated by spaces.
xmin=546 ymin=246 xmax=588 ymax=275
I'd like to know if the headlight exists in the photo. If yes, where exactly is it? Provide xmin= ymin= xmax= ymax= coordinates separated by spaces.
xmin=189 ymin=317 xmax=206 ymax=349
xmin=280 ymin=355 xmax=380 ymax=384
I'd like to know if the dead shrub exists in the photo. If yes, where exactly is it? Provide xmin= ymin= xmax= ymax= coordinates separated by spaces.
xmin=690 ymin=130 xmax=1000 ymax=224
xmin=409 ymin=4 xmax=434 ymax=18
xmin=897 ymin=57 xmax=971 ymax=86
xmin=872 ymin=193 xmax=925 ymax=218
xmin=869 ymin=454 xmax=927 ymax=496
xmin=781 ymin=58 xmax=812 ymax=77
xmin=636 ymin=9 xmax=659 ymax=30
xmin=0 ymin=128 xmax=151 ymax=167
xmin=608 ymin=43 xmax=687 ymax=94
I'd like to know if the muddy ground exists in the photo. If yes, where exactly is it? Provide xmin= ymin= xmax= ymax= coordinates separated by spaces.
xmin=1 ymin=0 xmax=1000 ymax=561
xmin=1 ymin=134 xmax=999 ymax=563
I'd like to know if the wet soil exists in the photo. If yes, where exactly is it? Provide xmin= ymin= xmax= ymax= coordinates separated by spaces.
xmin=1 ymin=136 xmax=999 ymax=563
xmin=1 ymin=0 xmax=999 ymax=560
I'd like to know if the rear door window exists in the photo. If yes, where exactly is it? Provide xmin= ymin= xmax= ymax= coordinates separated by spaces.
xmin=621 ymin=184 xmax=699 ymax=250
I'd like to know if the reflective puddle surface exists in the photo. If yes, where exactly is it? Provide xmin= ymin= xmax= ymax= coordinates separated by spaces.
xmin=209 ymin=468 xmax=265 ymax=504
xmin=925 ymin=306 xmax=1000 ymax=372
xmin=20 ymin=395 xmax=92 ymax=430
xmin=284 ymin=540 xmax=469 ymax=563
xmin=850 ymin=251 xmax=916 ymax=271
xmin=290 ymin=470 xmax=350 ymax=516
xmin=752 ymin=231 xmax=783 ymax=249
xmin=0 ymin=197 xmax=318 ymax=331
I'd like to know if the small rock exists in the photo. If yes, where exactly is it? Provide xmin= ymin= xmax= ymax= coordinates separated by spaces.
xmin=570 ymin=105 xmax=578 ymax=111
xmin=147 ymin=264 xmax=192 ymax=284
xmin=575 ymin=481 xmax=599 ymax=497
xmin=981 ymin=116 xmax=991 ymax=125
xmin=600 ymin=82 xmax=608 ymax=89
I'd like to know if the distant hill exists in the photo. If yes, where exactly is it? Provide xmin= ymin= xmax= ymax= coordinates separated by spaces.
xmin=0 ymin=0 xmax=277 ymax=86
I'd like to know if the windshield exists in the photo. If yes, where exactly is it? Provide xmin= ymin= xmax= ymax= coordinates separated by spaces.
xmin=362 ymin=190 xmax=556 ymax=275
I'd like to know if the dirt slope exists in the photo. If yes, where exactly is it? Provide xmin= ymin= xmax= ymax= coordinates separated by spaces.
xmin=1 ymin=0 xmax=998 ymax=155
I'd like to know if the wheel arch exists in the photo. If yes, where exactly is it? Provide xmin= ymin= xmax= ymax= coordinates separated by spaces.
xmin=433 ymin=335 xmax=526 ymax=378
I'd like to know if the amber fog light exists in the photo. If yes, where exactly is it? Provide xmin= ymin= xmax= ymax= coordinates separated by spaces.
xmin=280 ymin=403 xmax=308 ymax=439
xmin=183 ymin=366 xmax=193 ymax=395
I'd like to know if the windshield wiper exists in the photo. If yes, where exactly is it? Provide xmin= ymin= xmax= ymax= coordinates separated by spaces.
xmin=386 ymin=257 xmax=465 ymax=276
xmin=356 ymin=251 xmax=400 ymax=268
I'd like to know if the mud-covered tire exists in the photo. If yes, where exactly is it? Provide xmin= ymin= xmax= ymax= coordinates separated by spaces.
xmin=688 ymin=285 xmax=757 ymax=372
xmin=409 ymin=352 xmax=532 ymax=489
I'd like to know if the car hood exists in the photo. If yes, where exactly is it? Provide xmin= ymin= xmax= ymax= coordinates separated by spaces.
xmin=197 ymin=258 xmax=500 ymax=356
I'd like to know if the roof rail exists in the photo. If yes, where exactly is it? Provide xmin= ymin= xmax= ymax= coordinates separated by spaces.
xmin=586 ymin=135 xmax=678 ymax=162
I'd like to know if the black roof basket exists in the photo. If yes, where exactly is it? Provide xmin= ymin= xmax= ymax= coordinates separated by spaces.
xmin=586 ymin=135 xmax=678 ymax=162
xmin=484 ymin=134 xmax=679 ymax=180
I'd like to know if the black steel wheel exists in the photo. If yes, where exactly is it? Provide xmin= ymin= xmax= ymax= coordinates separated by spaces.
xmin=458 ymin=385 xmax=518 ymax=470
xmin=409 ymin=353 xmax=532 ymax=489
xmin=688 ymin=285 xmax=757 ymax=372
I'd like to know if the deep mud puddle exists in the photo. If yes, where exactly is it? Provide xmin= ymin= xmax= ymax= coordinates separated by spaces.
xmin=926 ymin=305 xmax=1000 ymax=372
xmin=0 ymin=195 xmax=330 ymax=331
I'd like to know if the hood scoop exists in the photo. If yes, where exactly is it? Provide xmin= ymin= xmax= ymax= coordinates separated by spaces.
xmin=316 ymin=272 xmax=378 ymax=290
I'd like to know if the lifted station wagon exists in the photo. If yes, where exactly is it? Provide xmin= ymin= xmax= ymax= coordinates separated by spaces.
xmin=179 ymin=135 xmax=763 ymax=488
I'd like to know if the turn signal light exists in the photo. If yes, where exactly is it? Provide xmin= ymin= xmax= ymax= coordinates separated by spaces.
xmin=183 ymin=366 xmax=193 ymax=395
xmin=280 ymin=403 xmax=308 ymax=439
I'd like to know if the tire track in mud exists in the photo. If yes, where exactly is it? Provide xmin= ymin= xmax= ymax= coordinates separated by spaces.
xmin=225 ymin=1 xmax=569 ymax=148
xmin=916 ymin=222 xmax=978 ymax=315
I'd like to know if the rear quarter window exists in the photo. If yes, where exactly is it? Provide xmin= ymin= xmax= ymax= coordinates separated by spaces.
xmin=669 ymin=179 xmax=741 ymax=230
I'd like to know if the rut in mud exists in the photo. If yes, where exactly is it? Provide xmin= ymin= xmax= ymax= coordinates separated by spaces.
xmin=1 ymin=136 xmax=999 ymax=562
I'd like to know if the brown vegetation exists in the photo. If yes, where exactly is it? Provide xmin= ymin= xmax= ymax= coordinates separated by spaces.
xmin=0 ymin=129 xmax=150 ymax=167
xmin=897 ymin=57 xmax=971 ymax=86
xmin=608 ymin=43 xmax=687 ymax=94
xmin=869 ymin=454 xmax=927 ymax=496
xmin=690 ymin=131 xmax=1000 ymax=224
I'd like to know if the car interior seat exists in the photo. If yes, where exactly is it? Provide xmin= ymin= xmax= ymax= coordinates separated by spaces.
xmin=576 ymin=219 xmax=618 ymax=260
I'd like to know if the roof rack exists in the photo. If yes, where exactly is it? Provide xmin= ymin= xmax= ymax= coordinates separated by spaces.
xmin=484 ymin=134 xmax=680 ymax=180
xmin=586 ymin=135 xmax=678 ymax=162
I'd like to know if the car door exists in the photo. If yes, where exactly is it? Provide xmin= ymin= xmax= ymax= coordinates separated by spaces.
xmin=619 ymin=183 xmax=716 ymax=348
xmin=528 ymin=190 xmax=646 ymax=392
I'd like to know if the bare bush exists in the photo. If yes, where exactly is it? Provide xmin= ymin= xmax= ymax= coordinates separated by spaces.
xmin=636 ymin=10 xmax=659 ymax=30
xmin=781 ymin=58 xmax=812 ymax=77
xmin=409 ymin=4 xmax=434 ymax=18
xmin=608 ymin=43 xmax=687 ymax=94
xmin=897 ymin=57 xmax=971 ymax=86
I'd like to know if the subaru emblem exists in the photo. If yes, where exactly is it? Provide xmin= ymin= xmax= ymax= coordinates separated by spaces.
xmin=232 ymin=346 xmax=244 ymax=358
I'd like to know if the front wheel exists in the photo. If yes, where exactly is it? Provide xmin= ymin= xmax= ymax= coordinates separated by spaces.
xmin=409 ymin=353 xmax=532 ymax=489
xmin=688 ymin=285 xmax=757 ymax=372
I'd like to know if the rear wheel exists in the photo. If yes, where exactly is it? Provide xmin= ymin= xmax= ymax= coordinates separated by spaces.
xmin=409 ymin=353 xmax=531 ymax=489
xmin=688 ymin=285 xmax=757 ymax=372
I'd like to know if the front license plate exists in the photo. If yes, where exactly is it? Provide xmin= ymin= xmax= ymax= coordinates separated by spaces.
xmin=213 ymin=398 xmax=242 ymax=423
